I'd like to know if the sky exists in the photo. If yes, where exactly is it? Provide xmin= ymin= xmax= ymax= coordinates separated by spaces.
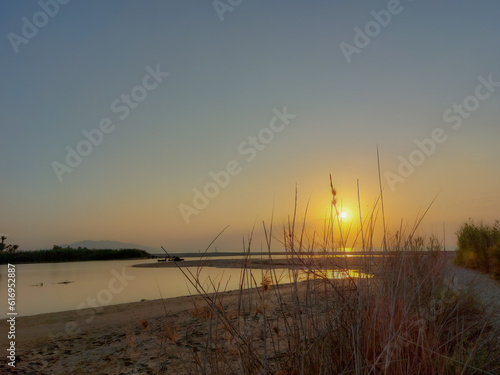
xmin=1 ymin=0 xmax=499 ymax=252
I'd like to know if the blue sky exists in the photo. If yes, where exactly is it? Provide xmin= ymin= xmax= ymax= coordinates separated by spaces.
xmin=1 ymin=0 xmax=499 ymax=251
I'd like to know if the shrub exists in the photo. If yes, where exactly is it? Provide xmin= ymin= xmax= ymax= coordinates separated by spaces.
xmin=455 ymin=220 xmax=500 ymax=278
xmin=0 ymin=235 xmax=19 ymax=254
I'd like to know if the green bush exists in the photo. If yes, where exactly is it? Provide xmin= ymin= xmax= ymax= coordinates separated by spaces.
xmin=455 ymin=220 xmax=500 ymax=278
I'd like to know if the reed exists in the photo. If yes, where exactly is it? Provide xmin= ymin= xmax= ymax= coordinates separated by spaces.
xmin=169 ymin=180 xmax=500 ymax=375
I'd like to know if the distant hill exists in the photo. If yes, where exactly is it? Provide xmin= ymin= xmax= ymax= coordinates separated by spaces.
xmin=67 ymin=240 xmax=157 ymax=253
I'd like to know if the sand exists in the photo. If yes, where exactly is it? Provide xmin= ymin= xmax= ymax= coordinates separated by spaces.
xmin=0 ymin=287 xmax=270 ymax=375
xmin=132 ymin=255 xmax=377 ymax=270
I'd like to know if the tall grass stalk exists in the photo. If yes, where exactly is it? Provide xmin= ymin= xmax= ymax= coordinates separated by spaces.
xmin=172 ymin=181 xmax=500 ymax=375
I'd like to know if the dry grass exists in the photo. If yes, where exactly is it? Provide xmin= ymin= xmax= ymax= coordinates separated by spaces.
xmin=163 ymin=178 xmax=500 ymax=375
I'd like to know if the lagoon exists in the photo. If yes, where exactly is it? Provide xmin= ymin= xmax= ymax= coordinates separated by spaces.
xmin=0 ymin=257 xmax=290 ymax=317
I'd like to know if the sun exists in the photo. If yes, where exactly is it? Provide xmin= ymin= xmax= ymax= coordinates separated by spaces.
xmin=318 ymin=201 xmax=352 ymax=222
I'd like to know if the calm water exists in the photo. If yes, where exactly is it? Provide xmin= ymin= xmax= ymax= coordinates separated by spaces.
xmin=0 ymin=258 xmax=291 ymax=317
xmin=0 ymin=256 xmax=371 ymax=317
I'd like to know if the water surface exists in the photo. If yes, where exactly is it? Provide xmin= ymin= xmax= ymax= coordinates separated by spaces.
xmin=0 ymin=258 xmax=285 ymax=317
xmin=0 ymin=255 xmax=369 ymax=317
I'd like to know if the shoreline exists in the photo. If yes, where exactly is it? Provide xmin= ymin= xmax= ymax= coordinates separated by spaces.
xmin=0 ymin=255 xmax=372 ymax=373
xmin=133 ymin=255 xmax=391 ymax=270
xmin=0 ymin=284 xmax=294 ymax=374
xmin=3 ymin=254 xmax=497 ymax=374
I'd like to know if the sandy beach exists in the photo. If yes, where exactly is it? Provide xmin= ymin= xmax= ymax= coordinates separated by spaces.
xmin=1 ymin=286 xmax=279 ymax=375
xmin=132 ymin=254 xmax=385 ymax=271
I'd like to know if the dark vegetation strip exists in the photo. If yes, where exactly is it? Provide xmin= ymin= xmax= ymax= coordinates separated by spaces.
xmin=0 ymin=247 xmax=151 ymax=264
